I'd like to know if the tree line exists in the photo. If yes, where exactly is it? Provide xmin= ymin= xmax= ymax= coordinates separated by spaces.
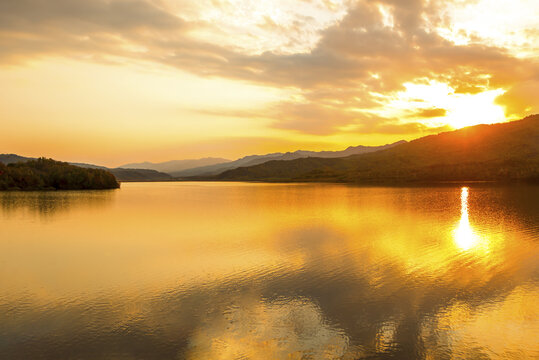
xmin=0 ymin=158 xmax=120 ymax=190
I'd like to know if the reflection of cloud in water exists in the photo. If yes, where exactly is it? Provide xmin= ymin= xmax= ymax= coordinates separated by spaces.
xmin=375 ymin=320 xmax=398 ymax=353
xmin=186 ymin=297 xmax=360 ymax=360
xmin=0 ymin=190 xmax=117 ymax=219
xmin=1 ymin=184 xmax=538 ymax=359
xmin=420 ymin=286 xmax=539 ymax=359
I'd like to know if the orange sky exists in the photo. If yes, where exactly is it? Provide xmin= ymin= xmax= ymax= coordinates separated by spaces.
xmin=1 ymin=0 xmax=538 ymax=167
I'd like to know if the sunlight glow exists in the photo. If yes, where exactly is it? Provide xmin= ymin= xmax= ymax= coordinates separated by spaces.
xmin=392 ymin=82 xmax=506 ymax=129
xmin=0 ymin=0 xmax=534 ymax=165
xmin=445 ymin=90 xmax=506 ymax=129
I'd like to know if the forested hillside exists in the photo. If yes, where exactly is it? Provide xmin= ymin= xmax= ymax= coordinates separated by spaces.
xmin=0 ymin=158 xmax=120 ymax=190
xmin=213 ymin=115 xmax=539 ymax=183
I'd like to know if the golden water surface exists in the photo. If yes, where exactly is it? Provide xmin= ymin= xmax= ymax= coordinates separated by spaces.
xmin=0 ymin=182 xmax=538 ymax=359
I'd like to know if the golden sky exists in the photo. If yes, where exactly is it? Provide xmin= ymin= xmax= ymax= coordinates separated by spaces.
xmin=0 ymin=0 xmax=538 ymax=166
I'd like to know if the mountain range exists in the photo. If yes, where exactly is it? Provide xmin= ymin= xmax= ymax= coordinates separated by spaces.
xmin=207 ymin=115 xmax=539 ymax=183
xmin=1 ymin=141 xmax=406 ymax=181
xmin=170 ymin=141 xmax=406 ymax=177
xmin=2 ymin=141 xmax=408 ymax=181
xmin=119 ymin=157 xmax=229 ymax=174
xmin=3 ymin=115 xmax=537 ymax=184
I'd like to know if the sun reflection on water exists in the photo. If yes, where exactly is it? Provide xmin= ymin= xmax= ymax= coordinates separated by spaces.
xmin=453 ymin=187 xmax=487 ymax=252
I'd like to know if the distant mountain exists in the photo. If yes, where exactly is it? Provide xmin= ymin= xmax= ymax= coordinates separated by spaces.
xmin=0 ymin=155 xmax=172 ymax=182
xmin=108 ymin=168 xmax=172 ymax=182
xmin=210 ymin=115 xmax=539 ymax=183
xmin=119 ymin=158 xmax=229 ymax=174
xmin=172 ymin=141 xmax=406 ymax=177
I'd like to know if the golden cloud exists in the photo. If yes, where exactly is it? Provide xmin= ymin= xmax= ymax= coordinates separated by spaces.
xmin=0 ymin=0 xmax=537 ymax=135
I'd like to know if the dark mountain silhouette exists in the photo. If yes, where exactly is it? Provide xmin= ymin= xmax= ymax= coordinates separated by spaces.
xmin=0 ymin=158 xmax=119 ymax=190
xmin=119 ymin=157 xmax=229 ymax=174
xmin=172 ymin=141 xmax=406 ymax=177
xmin=0 ymin=155 xmax=172 ymax=182
xmin=208 ymin=115 xmax=539 ymax=183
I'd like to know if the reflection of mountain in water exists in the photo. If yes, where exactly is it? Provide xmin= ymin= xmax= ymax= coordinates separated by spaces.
xmin=0 ymin=190 xmax=117 ymax=219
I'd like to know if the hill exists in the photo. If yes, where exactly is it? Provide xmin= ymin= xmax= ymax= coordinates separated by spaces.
xmin=0 ymin=154 xmax=30 ymax=165
xmin=0 ymin=158 xmax=120 ymax=190
xmin=172 ymin=141 xmax=406 ymax=177
xmin=211 ymin=115 xmax=539 ymax=183
xmin=108 ymin=168 xmax=173 ymax=182
xmin=119 ymin=157 xmax=229 ymax=174
xmin=0 ymin=155 xmax=172 ymax=182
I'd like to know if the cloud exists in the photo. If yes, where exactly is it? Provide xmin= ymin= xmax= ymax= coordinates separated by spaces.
xmin=0 ymin=0 xmax=187 ymax=64
xmin=343 ymin=115 xmax=452 ymax=135
xmin=412 ymin=108 xmax=447 ymax=118
xmin=0 ymin=0 xmax=537 ymax=134
xmin=495 ymin=79 xmax=539 ymax=117
xmin=0 ymin=0 xmax=183 ymax=30
xmin=269 ymin=101 xmax=359 ymax=135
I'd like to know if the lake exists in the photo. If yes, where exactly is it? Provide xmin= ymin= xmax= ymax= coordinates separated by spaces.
xmin=0 ymin=182 xmax=538 ymax=359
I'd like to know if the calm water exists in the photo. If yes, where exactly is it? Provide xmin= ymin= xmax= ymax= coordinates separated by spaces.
xmin=0 ymin=182 xmax=538 ymax=359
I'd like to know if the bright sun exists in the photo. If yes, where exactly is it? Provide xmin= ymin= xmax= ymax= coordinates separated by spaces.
xmin=445 ymin=89 xmax=507 ymax=128
xmin=393 ymin=81 xmax=507 ymax=129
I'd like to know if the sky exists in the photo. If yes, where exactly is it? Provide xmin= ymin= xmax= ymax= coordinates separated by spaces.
xmin=0 ymin=0 xmax=538 ymax=167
